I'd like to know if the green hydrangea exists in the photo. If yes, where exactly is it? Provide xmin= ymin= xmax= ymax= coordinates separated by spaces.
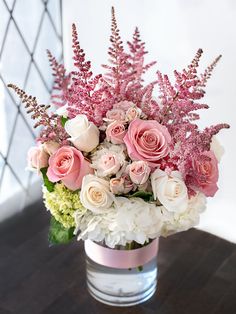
xmin=43 ymin=183 xmax=86 ymax=229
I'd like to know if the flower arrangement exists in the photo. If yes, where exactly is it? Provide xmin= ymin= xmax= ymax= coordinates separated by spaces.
xmin=8 ymin=7 xmax=229 ymax=249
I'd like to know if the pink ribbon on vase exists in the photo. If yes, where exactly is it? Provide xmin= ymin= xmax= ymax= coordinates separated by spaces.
xmin=84 ymin=238 xmax=159 ymax=269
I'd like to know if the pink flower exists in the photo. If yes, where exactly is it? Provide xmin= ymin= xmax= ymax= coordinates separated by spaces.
xmin=128 ymin=161 xmax=151 ymax=185
xmin=106 ymin=108 xmax=126 ymax=122
xmin=124 ymin=119 xmax=171 ymax=168
xmin=109 ymin=174 xmax=135 ymax=195
xmin=47 ymin=146 xmax=93 ymax=191
xmin=106 ymin=121 xmax=127 ymax=144
xmin=27 ymin=146 xmax=49 ymax=174
xmin=43 ymin=141 xmax=60 ymax=155
xmin=113 ymin=101 xmax=135 ymax=111
xmin=126 ymin=107 xmax=142 ymax=121
xmin=192 ymin=150 xmax=219 ymax=197
xmin=121 ymin=173 xmax=136 ymax=194
xmin=110 ymin=177 xmax=125 ymax=194
xmin=94 ymin=153 xmax=122 ymax=177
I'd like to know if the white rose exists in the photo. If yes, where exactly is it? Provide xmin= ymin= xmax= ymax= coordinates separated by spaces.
xmin=80 ymin=175 xmax=115 ymax=213
xmin=151 ymin=169 xmax=188 ymax=213
xmin=210 ymin=136 xmax=224 ymax=162
xmin=65 ymin=115 xmax=99 ymax=152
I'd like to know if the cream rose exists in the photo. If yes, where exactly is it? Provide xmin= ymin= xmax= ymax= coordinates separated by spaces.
xmin=80 ymin=175 xmax=115 ymax=213
xmin=65 ymin=115 xmax=99 ymax=152
xmin=151 ymin=169 xmax=188 ymax=213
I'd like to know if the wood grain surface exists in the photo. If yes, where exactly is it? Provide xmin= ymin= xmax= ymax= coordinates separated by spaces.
xmin=0 ymin=200 xmax=235 ymax=314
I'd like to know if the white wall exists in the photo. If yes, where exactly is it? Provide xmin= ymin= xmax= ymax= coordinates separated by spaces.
xmin=62 ymin=0 xmax=236 ymax=242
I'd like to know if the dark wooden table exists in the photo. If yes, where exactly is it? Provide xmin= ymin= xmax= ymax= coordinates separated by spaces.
xmin=0 ymin=200 xmax=235 ymax=314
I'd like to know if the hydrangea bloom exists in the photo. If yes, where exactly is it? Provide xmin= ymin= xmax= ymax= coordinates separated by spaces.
xmin=43 ymin=183 xmax=86 ymax=228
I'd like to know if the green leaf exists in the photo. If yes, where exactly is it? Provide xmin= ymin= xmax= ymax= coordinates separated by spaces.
xmin=40 ymin=167 xmax=55 ymax=192
xmin=61 ymin=116 xmax=68 ymax=127
xmin=48 ymin=216 xmax=75 ymax=245
xmin=129 ymin=190 xmax=153 ymax=201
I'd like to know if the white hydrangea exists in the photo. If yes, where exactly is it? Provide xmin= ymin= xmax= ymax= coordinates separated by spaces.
xmin=75 ymin=197 xmax=164 ymax=248
xmin=161 ymin=192 xmax=207 ymax=237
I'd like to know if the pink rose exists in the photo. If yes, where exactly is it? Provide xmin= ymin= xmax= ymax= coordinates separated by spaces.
xmin=124 ymin=119 xmax=171 ymax=168
xmin=47 ymin=146 xmax=93 ymax=191
xmin=128 ymin=161 xmax=151 ymax=185
xmin=106 ymin=121 xmax=127 ymax=144
xmin=110 ymin=177 xmax=125 ymax=194
xmin=113 ymin=101 xmax=135 ymax=111
xmin=43 ymin=141 xmax=60 ymax=155
xmin=106 ymin=108 xmax=126 ymax=122
xmin=121 ymin=173 xmax=136 ymax=194
xmin=192 ymin=150 xmax=219 ymax=197
xmin=95 ymin=153 xmax=122 ymax=177
xmin=126 ymin=107 xmax=142 ymax=121
xmin=110 ymin=174 xmax=135 ymax=195
xmin=27 ymin=146 xmax=49 ymax=174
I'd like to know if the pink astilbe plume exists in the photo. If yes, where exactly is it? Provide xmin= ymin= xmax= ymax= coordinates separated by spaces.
xmin=126 ymin=27 xmax=159 ymax=116
xmin=103 ymin=9 xmax=159 ymax=117
xmin=102 ymin=7 xmax=139 ymax=102
xmin=47 ymin=50 xmax=70 ymax=107
xmin=8 ymin=84 xmax=69 ymax=144
xmin=65 ymin=23 xmax=113 ymax=125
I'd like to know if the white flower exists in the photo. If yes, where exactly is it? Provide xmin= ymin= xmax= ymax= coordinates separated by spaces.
xmin=56 ymin=104 xmax=68 ymax=117
xmin=151 ymin=169 xmax=188 ymax=213
xmin=210 ymin=136 xmax=224 ymax=162
xmin=108 ymin=197 xmax=163 ymax=247
xmin=80 ymin=175 xmax=115 ymax=213
xmin=161 ymin=192 xmax=207 ymax=237
xmin=65 ymin=115 xmax=99 ymax=153
xmin=91 ymin=143 xmax=126 ymax=177
xmin=75 ymin=196 xmax=163 ymax=248
xmin=75 ymin=208 xmax=117 ymax=244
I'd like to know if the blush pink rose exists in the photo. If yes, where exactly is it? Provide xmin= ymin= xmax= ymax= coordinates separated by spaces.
xmin=113 ymin=101 xmax=135 ymax=111
xmin=106 ymin=108 xmax=126 ymax=122
xmin=47 ymin=146 xmax=93 ymax=191
xmin=126 ymin=107 xmax=142 ymax=121
xmin=110 ymin=177 xmax=125 ymax=194
xmin=192 ymin=150 xmax=219 ymax=197
xmin=43 ymin=141 xmax=60 ymax=155
xmin=121 ymin=173 xmax=136 ymax=194
xmin=106 ymin=121 xmax=127 ymax=144
xmin=95 ymin=153 xmax=121 ymax=177
xmin=128 ymin=161 xmax=151 ymax=185
xmin=124 ymin=119 xmax=171 ymax=168
xmin=27 ymin=146 xmax=49 ymax=174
